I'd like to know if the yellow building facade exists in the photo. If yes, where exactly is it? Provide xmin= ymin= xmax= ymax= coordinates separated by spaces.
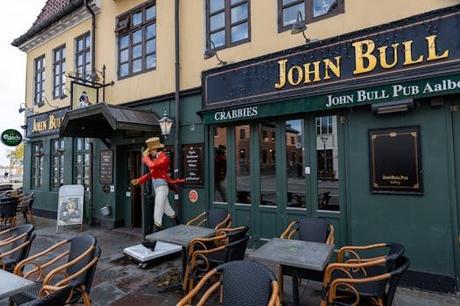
xmin=14 ymin=0 xmax=460 ymax=292
xmin=17 ymin=0 xmax=456 ymax=111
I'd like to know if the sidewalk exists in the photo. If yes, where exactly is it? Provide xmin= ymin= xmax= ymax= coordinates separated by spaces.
xmin=2 ymin=217 xmax=460 ymax=306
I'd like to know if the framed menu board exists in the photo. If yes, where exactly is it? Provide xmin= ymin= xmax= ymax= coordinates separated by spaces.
xmin=100 ymin=150 xmax=113 ymax=185
xmin=369 ymin=126 xmax=423 ymax=194
xmin=182 ymin=144 xmax=204 ymax=186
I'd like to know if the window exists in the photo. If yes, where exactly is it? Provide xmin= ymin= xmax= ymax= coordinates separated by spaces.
xmin=53 ymin=45 xmax=66 ymax=99
xmin=117 ymin=3 xmax=157 ymax=78
xmin=278 ymin=0 xmax=344 ymax=32
xmin=31 ymin=142 xmax=44 ymax=188
xmin=75 ymin=33 xmax=91 ymax=79
xmin=206 ymin=0 xmax=250 ymax=50
xmin=51 ymin=139 xmax=65 ymax=190
xmin=34 ymin=56 xmax=45 ymax=105
xmin=240 ymin=128 xmax=246 ymax=139
xmin=316 ymin=116 xmax=333 ymax=135
xmin=74 ymin=138 xmax=91 ymax=192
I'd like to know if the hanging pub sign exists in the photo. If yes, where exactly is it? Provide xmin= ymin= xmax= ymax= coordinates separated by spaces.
xmin=71 ymin=81 xmax=99 ymax=110
xmin=182 ymin=144 xmax=204 ymax=186
xmin=26 ymin=107 xmax=70 ymax=138
xmin=100 ymin=150 xmax=113 ymax=185
xmin=369 ymin=126 xmax=423 ymax=194
xmin=203 ymin=6 xmax=460 ymax=114
xmin=1 ymin=129 xmax=22 ymax=146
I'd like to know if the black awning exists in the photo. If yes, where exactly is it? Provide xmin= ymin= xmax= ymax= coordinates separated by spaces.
xmin=60 ymin=103 xmax=160 ymax=138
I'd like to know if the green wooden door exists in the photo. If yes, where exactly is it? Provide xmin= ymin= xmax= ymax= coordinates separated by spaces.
xmin=209 ymin=114 xmax=348 ymax=247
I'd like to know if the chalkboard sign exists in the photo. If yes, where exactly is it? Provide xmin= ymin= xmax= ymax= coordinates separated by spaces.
xmin=369 ymin=126 xmax=422 ymax=194
xmin=182 ymin=144 xmax=204 ymax=186
xmin=100 ymin=150 xmax=113 ymax=184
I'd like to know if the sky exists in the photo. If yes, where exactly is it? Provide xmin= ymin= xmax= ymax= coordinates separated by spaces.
xmin=0 ymin=0 xmax=47 ymax=166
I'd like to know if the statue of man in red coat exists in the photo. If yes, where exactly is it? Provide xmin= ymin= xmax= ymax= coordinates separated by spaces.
xmin=131 ymin=137 xmax=184 ymax=249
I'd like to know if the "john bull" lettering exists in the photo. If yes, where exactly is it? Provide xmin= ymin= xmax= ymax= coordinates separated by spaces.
xmin=275 ymin=35 xmax=449 ymax=89
xmin=32 ymin=115 xmax=63 ymax=133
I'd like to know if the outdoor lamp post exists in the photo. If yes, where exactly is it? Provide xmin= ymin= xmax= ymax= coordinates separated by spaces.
xmin=159 ymin=111 xmax=174 ymax=138
xmin=320 ymin=135 xmax=328 ymax=179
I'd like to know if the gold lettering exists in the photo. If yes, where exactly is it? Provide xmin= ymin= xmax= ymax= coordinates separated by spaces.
xmin=379 ymin=43 xmax=399 ymax=69
xmin=323 ymin=56 xmax=341 ymax=80
xmin=48 ymin=115 xmax=61 ymax=130
xmin=403 ymin=40 xmax=424 ymax=65
xmin=303 ymin=61 xmax=321 ymax=83
xmin=426 ymin=35 xmax=449 ymax=61
xmin=32 ymin=118 xmax=50 ymax=133
xmin=288 ymin=65 xmax=304 ymax=85
xmin=353 ymin=39 xmax=377 ymax=74
xmin=275 ymin=59 xmax=288 ymax=89
xmin=48 ymin=115 xmax=56 ymax=130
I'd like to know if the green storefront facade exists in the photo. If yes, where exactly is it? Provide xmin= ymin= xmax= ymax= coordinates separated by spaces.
xmin=22 ymin=5 xmax=460 ymax=292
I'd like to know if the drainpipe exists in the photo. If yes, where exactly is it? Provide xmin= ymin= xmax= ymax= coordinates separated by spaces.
xmin=85 ymin=0 xmax=96 ymax=224
xmin=85 ymin=0 xmax=96 ymax=74
xmin=174 ymin=0 xmax=181 ymax=218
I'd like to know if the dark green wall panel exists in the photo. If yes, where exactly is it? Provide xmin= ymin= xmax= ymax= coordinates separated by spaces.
xmin=346 ymin=104 xmax=455 ymax=276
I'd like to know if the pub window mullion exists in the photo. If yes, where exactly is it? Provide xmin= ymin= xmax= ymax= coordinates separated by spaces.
xmin=225 ymin=1 xmax=231 ymax=47
xmin=306 ymin=0 xmax=313 ymax=23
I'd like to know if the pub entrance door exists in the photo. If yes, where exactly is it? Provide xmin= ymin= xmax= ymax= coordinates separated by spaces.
xmin=120 ymin=146 xmax=143 ymax=228
xmin=210 ymin=115 xmax=347 ymax=247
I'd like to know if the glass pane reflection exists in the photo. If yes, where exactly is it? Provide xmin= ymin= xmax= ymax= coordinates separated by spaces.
xmin=236 ymin=125 xmax=251 ymax=204
xmin=214 ymin=127 xmax=228 ymax=203
xmin=316 ymin=115 xmax=339 ymax=211
xmin=260 ymin=123 xmax=277 ymax=206
xmin=313 ymin=0 xmax=338 ymax=18
xmin=286 ymin=120 xmax=306 ymax=209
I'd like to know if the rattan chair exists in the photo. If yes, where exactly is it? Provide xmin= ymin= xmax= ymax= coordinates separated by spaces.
xmin=280 ymin=218 xmax=335 ymax=244
xmin=11 ymin=235 xmax=101 ymax=306
xmin=186 ymin=209 xmax=231 ymax=230
xmin=21 ymin=286 xmax=72 ymax=306
xmin=0 ymin=224 xmax=35 ymax=272
xmin=184 ymin=226 xmax=249 ymax=292
xmin=336 ymin=243 xmax=405 ymax=276
xmin=279 ymin=218 xmax=335 ymax=301
xmin=17 ymin=193 xmax=36 ymax=224
xmin=0 ymin=197 xmax=20 ymax=229
xmin=320 ymin=256 xmax=410 ymax=306
xmin=178 ymin=261 xmax=280 ymax=306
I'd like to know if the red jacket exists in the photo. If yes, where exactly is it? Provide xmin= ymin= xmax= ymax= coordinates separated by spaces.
xmin=137 ymin=152 xmax=184 ymax=185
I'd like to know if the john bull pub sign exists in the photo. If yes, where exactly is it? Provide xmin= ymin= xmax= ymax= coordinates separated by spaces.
xmin=26 ymin=107 xmax=70 ymax=138
xmin=203 ymin=6 xmax=460 ymax=123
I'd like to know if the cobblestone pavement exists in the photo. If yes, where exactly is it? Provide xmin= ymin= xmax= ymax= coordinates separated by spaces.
xmin=1 ymin=217 xmax=460 ymax=305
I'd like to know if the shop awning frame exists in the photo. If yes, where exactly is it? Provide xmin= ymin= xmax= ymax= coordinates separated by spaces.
xmin=60 ymin=103 xmax=160 ymax=147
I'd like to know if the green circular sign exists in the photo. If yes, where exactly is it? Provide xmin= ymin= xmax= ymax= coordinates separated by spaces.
xmin=1 ymin=129 xmax=22 ymax=147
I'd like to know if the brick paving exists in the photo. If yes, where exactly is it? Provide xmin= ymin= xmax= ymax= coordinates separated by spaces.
xmin=1 ymin=217 xmax=460 ymax=305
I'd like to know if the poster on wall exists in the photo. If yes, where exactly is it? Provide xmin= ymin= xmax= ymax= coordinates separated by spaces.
xmin=100 ymin=150 xmax=113 ymax=185
xmin=182 ymin=144 xmax=204 ymax=186
xmin=57 ymin=185 xmax=84 ymax=231
xmin=369 ymin=126 xmax=423 ymax=194
xmin=71 ymin=81 xmax=98 ymax=109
